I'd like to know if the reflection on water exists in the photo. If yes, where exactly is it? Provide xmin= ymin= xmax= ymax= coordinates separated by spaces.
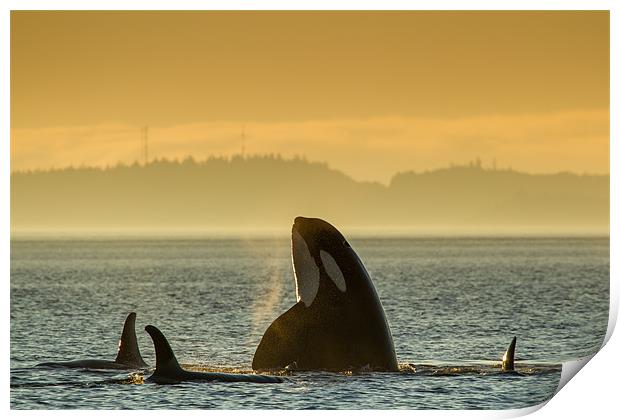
xmin=10 ymin=237 xmax=608 ymax=409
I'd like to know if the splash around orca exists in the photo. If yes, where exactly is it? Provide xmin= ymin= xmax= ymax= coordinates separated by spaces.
xmin=252 ymin=216 xmax=399 ymax=372
xmin=36 ymin=312 xmax=148 ymax=370
xmin=144 ymin=325 xmax=283 ymax=384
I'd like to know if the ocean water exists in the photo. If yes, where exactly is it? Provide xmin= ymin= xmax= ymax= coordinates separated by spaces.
xmin=10 ymin=237 xmax=609 ymax=409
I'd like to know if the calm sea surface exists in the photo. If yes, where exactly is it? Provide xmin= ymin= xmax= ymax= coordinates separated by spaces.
xmin=10 ymin=237 xmax=609 ymax=409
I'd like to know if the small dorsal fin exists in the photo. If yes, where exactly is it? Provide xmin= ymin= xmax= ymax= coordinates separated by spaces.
xmin=115 ymin=312 xmax=148 ymax=367
xmin=145 ymin=325 xmax=183 ymax=375
xmin=501 ymin=336 xmax=517 ymax=371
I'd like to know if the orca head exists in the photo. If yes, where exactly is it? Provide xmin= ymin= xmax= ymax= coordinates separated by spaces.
xmin=253 ymin=216 xmax=399 ymax=371
xmin=292 ymin=216 xmax=369 ymax=307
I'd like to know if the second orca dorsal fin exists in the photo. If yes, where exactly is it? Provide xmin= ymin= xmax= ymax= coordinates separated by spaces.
xmin=501 ymin=336 xmax=517 ymax=371
xmin=145 ymin=325 xmax=183 ymax=375
xmin=115 ymin=312 xmax=148 ymax=367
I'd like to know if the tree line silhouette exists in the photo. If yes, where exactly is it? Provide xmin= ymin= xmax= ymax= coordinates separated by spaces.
xmin=11 ymin=155 xmax=609 ymax=233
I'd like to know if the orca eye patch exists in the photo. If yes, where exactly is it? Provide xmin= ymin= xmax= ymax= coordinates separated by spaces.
xmin=320 ymin=250 xmax=347 ymax=292
xmin=292 ymin=229 xmax=320 ymax=307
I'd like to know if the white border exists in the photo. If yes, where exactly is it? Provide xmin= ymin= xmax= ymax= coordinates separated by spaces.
xmin=0 ymin=0 xmax=618 ymax=11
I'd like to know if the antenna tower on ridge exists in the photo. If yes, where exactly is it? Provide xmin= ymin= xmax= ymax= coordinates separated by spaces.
xmin=141 ymin=126 xmax=149 ymax=165
xmin=241 ymin=124 xmax=246 ymax=158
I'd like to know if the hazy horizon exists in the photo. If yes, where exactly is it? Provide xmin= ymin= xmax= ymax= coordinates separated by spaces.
xmin=10 ymin=226 xmax=611 ymax=238
xmin=10 ymin=110 xmax=610 ymax=185
xmin=10 ymin=11 xmax=609 ymax=235
xmin=9 ymin=152 xmax=612 ymax=178
xmin=11 ymin=11 xmax=609 ymax=184
xmin=11 ymin=155 xmax=609 ymax=236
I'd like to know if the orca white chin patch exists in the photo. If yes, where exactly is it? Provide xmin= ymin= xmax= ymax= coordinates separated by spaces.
xmin=292 ymin=229 xmax=320 ymax=307
xmin=320 ymin=250 xmax=347 ymax=292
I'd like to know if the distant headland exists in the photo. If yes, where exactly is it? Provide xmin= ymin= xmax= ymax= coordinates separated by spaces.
xmin=10 ymin=155 xmax=609 ymax=236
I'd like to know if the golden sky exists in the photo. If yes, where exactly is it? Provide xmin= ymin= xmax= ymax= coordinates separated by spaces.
xmin=11 ymin=11 xmax=609 ymax=182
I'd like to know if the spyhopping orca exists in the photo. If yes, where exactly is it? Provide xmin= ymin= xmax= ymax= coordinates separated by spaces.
xmin=144 ymin=325 xmax=282 ymax=384
xmin=501 ymin=336 xmax=517 ymax=372
xmin=252 ymin=217 xmax=398 ymax=372
xmin=37 ymin=312 xmax=148 ymax=370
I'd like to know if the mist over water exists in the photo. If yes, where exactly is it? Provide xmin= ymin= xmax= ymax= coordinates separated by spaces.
xmin=10 ymin=158 xmax=609 ymax=234
xmin=10 ymin=237 xmax=608 ymax=409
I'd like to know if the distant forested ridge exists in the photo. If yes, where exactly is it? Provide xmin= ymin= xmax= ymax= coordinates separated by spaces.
xmin=11 ymin=155 xmax=609 ymax=234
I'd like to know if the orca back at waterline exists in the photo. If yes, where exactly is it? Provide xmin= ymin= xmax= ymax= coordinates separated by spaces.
xmin=145 ymin=325 xmax=282 ymax=384
xmin=36 ymin=312 xmax=148 ymax=370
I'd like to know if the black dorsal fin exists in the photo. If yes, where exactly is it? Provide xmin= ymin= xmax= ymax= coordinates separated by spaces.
xmin=145 ymin=325 xmax=183 ymax=375
xmin=115 ymin=312 xmax=148 ymax=367
xmin=501 ymin=336 xmax=517 ymax=371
